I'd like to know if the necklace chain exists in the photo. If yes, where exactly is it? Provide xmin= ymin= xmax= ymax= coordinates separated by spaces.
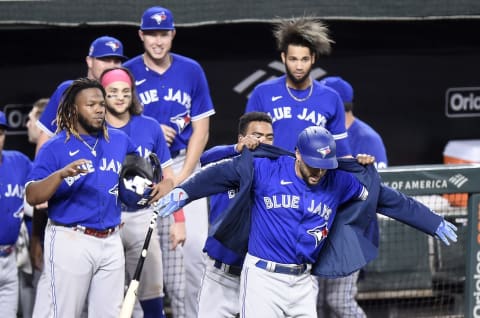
xmin=285 ymin=79 xmax=313 ymax=102
xmin=79 ymin=136 xmax=99 ymax=156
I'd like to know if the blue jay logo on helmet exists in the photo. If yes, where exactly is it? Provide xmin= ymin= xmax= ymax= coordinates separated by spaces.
xmin=118 ymin=153 xmax=162 ymax=210
xmin=296 ymin=126 xmax=338 ymax=169
xmin=317 ymin=146 xmax=331 ymax=158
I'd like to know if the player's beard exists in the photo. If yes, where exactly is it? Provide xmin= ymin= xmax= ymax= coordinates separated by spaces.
xmin=296 ymin=159 xmax=326 ymax=186
xmin=78 ymin=112 xmax=104 ymax=134
xmin=285 ymin=62 xmax=312 ymax=86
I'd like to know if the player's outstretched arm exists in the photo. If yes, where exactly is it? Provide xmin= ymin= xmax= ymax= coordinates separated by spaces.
xmin=435 ymin=220 xmax=458 ymax=246
xmin=154 ymin=188 xmax=189 ymax=217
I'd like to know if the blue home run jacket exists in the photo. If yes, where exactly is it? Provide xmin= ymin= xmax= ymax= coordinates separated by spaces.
xmin=183 ymin=144 xmax=443 ymax=277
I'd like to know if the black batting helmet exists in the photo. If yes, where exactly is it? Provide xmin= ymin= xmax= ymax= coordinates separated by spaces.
xmin=118 ymin=153 xmax=162 ymax=210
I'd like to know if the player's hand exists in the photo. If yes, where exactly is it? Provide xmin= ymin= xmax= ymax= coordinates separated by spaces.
xmin=30 ymin=234 xmax=44 ymax=271
xmin=356 ymin=153 xmax=375 ymax=165
xmin=148 ymin=178 xmax=175 ymax=204
xmin=153 ymin=188 xmax=189 ymax=217
xmin=59 ymin=159 xmax=93 ymax=178
xmin=169 ymin=222 xmax=186 ymax=249
xmin=160 ymin=124 xmax=177 ymax=146
xmin=435 ymin=220 xmax=458 ymax=246
xmin=236 ymin=135 xmax=262 ymax=152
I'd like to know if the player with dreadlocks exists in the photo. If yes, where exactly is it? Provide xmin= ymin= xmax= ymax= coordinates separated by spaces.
xmin=26 ymin=78 xmax=139 ymax=318
xmin=246 ymin=16 xmax=351 ymax=157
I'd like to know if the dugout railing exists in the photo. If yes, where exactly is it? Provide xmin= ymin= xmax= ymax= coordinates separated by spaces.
xmin=354 ymin=163 xmax=480 ymax=318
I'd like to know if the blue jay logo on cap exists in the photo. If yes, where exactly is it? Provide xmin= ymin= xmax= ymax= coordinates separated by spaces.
xmin=317 ymin=146 xmax=331 ymax=158
xmin=151 ymin=12 xmax=168 ymax=25
xmin=105 ymin=41 xmax=120 ymax=52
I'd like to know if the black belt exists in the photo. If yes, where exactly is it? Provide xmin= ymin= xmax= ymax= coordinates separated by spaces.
xmin=50 ymin=220 xmax=123 ymax=239
xmin=255 ymin=260 xmax=308 ymax=276
xmin=0 ymin=245 xmax=14 ymax=257
xmin=213 ymin=259 xmax=242 ymax=276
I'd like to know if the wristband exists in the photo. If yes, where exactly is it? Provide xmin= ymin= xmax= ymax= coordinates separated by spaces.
xmin=173 ymin=209 xmax=185 ymax=222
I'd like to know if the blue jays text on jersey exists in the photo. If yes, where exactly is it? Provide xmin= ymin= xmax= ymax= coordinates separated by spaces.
xmin=0 ymin=150 xmax=32 ymax=245
xmin=124 ymin=53 xmax=215 ymax=156
xmin=180 ymin=151 xmax=367 ymax=265
xmin=27 ymin=129 xmax=137 ymax=229
xmin=245 ymin=75 xmax=350 ymax=156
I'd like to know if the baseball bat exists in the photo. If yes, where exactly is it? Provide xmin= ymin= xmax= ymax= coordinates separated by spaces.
xmin=119 ymin=209 xmax=159 ymax=318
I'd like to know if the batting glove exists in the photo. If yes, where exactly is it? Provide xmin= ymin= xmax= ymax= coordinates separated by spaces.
xmin=435 ymin=220 xmax=458 ymax=246
xmin=153 ymin=188 xmax=189 ymax=218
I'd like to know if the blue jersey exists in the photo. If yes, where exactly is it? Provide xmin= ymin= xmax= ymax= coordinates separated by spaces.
xmin=187 ymin=151 xmax=366 ymax=265
xmin=37 ymin=80 xmax=73 ymax=136
xmin=124 ymin=53 xmax=216 ymax=156
xmin=249 ymin=156 xmax=364 ymax=264
xmin=107 ymin=114 xmax=172 ymax=169
xmin=27 ymin=129 xmax=137 ymax=229
xmin=348 ymin=118 xmax=388 ymax=169
xmin=245 ymin=75 xmax=350 ymax=156
xmin=0 ymin=151 xmax=32 ymax=244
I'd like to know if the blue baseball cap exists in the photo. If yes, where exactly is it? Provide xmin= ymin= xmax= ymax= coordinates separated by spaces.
xmin=140 ymin=6 xmax=175 ymax=31
xmin=0 ymin=111 xmax=8 ymax=129
xmin=320 ymin=76 xmax=354 ymax=103
xmin=88 ymin=36 xmax=127 ymax=60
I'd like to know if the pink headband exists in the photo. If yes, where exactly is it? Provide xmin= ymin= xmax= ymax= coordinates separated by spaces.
xmin=101 ymin=69 xmax=132 ymax=87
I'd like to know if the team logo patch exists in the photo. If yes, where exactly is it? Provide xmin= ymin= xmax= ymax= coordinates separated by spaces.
xmin=13 ymin=206 xmax=24 ymax=219
xmin=151 ymin=12 xmax=167 ymax=25
xmin=317 ymin=146 xmax=331 ymax=158
xmin=109 ymin=183 xmax=119 ymax=205
xmin=170 ymin=111 xmax=191 ymax=133
xmin=307 ymin=223 xmax=329 ymax=247
xmin=105 ymin=41 xmax=120 ymax=52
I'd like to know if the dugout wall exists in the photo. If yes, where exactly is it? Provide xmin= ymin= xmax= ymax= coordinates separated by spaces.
xmin=358 ymin=163 xmax=480 ymax=317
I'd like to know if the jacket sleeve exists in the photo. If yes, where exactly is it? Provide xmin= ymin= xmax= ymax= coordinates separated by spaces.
xmin=377 ymin=184 xmax=443 ymax=235
xmin=181 ymin=156 xmax=242 ymax=201
xmin=200 ymin=144 xmax=237 ymax=167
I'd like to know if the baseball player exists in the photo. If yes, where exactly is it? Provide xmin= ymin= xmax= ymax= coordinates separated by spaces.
xmin=0 ymin=111 xmax=32 ymax=318
xmin=35 ymin=35 xmax=127 ymax=153
xmin=156 ymin=126 xmax=458 ymax=318
xmin=26 ymin=98 xmax=49 ymax=144
xmin=124 ymin=6 xmax=216 ymax=317
xmin=16 ymin=97 xmax=49 ymax=318
xmin=196 ymin=112 xmax=274 ymax=317
xmin=25 ymin=78 xmax=138 ymax=318
xmin=321 ymin=76 xmax=388 ymax=169
xmin=245 ymin=17 xmax=351 ymax=157
xmin=156 ymin=126 xmax=369 ymax=317
xmin=100 ymin=67 xmax=185 ymax=318
xmin=316 ymin=76 xmax=388 ymax=317
xmin=30 ymin=36 xmax=127 ymax=281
